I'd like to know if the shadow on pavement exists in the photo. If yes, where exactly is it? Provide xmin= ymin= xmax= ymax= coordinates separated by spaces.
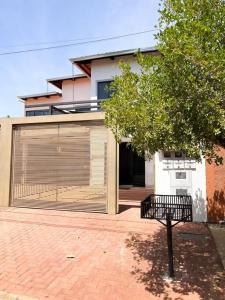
xmin=126 ymin=223 xmax=225 ymax=300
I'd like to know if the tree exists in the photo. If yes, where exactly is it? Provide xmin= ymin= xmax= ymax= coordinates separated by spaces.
xmin=103 ymin=0 xmax=225 ymax=164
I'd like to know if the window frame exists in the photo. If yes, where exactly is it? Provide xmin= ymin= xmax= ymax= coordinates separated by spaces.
xmin=97 ymin=80 xmax=113 ymax=100
xmin=26 ymin=110 xmax=50 ymax=117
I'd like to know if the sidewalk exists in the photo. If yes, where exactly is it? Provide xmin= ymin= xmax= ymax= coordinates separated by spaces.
xmin=0 ymin=207 xmax=224 ymax=300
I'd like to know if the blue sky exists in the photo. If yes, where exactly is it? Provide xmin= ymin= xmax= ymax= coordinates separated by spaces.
xmin=0 ymin=0 xmax=160 ymax=116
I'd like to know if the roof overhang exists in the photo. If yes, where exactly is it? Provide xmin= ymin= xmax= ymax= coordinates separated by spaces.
xmin=75 ymin=62 xmax=91 ymax=77
xmin=47 ymin=74 xmax=87 ymax=89
xmin=18 ymin=91 xmax=62 ymax=101
xmin=69 ymin=47 xmax=159 ymax=76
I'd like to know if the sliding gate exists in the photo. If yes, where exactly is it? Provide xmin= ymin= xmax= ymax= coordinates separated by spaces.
xmin=10 ymin=121 xmax=108 ymax=213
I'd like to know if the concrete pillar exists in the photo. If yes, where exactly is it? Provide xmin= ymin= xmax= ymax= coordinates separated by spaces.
xmin=0 ymin=119 xmax=12 ymax=207
xmin=107 ymin=129 xmax=118 ymax=214
xmin=145 ymin=156 xmax=155 ymax=188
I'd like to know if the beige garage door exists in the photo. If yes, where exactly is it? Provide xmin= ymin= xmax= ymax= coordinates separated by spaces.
xmin=11 ymin=121 xmax=108 ymax=213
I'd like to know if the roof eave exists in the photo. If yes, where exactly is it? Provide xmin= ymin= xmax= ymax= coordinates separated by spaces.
xmin=69 ymin=47 xmax=158 ymax=64
xmin=17 ymin=92 xmax=62 ymax=101
xmin=47 ymin=74 xmax=87 ymax=89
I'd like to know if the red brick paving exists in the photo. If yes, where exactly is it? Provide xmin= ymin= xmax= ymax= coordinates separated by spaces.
xmin=0 ymin=204 xmax=224 ymax=300
xmin=119 ymin=188 xmax=154 ymax=200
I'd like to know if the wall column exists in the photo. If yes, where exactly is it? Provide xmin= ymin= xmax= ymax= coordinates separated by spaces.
xmin=107 ymin=129 xmax=118 ymax=214
xmin=0 ymin=119 xmax=12 ymax=207
xmin=145 ymin=156 xmax=155 ymax=189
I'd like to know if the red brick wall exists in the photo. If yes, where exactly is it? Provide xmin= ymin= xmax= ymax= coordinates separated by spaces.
xmin=206 ymin=147 xmax=225 ymax=222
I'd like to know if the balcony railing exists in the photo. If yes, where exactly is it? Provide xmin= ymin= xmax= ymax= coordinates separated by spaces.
xmin=25 ymin=99 xmax=104 ymax=116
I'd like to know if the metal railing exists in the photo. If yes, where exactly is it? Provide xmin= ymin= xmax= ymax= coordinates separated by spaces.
xmin=141 ymin=194 xmax=193 ymax=278
xmin=141 ymin=194 xmax=193 ymax=222
xmin=25 ymin=99 xmax=105 ymax=115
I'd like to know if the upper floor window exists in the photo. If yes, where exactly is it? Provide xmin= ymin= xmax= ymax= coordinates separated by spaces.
xmin=26 ymin=110 xmax=49 ymax=116
xmin=97 ymin=81 xmax=113 ymax=100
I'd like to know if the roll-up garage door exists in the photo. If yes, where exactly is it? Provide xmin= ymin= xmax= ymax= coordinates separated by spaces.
xmin=10 ymin=121 xmax=108 ymax=213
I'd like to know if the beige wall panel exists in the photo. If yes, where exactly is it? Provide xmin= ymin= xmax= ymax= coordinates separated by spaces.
xmin=25 ymin=95 xmax=62 ymax=106
xmin=90 ymin=128 xmax=107 ymax=186
xmin=0 ymin=120 xmax=12 ymax=206
xmin=62 ymin=78 xmax=91 ymax=102
xmin=0 ymin=112 xmax=104 ymax=125
xmin=107 ymin=129 xmax=118 ymax=214
xmin=0 ymin=113 xmax=118 ymax=214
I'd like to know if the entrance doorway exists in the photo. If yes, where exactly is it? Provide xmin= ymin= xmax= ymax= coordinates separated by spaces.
xmin=119 ymin=143 xmax=145 ymax=187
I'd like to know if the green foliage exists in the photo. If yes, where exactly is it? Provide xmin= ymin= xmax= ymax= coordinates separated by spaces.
xmin=103 ymin=0 xmax=225 ymax=163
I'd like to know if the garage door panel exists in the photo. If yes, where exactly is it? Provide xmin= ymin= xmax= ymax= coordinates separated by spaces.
xmin=11 ymin=121 xmax=108 ymax=213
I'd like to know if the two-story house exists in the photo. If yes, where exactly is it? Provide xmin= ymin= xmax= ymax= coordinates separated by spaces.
xmin=0 ymin=47 xmax=224 ymax=222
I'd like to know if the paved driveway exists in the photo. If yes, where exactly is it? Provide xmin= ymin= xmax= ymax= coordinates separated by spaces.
xmin=0 ymin=205 xmax=224 ymax=300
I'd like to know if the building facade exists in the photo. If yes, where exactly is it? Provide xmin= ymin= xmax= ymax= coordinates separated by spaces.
xmin=0 ymin=47 xmax=224 ymax=222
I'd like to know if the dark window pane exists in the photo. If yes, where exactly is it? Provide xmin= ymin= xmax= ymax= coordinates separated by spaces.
xmin=35 ymin=111 xmax=43 ymax=116
xmin=176 ymin=189 xmax=188 ymax=195
xmin=163 ymin=151 xmax=171 ymax=158
xmin=97 ymin=81 xmax=113 ymax=99
xmin=52 ymin=110 xmax=63 ymax=115
xmin=175 ymin=151 xmax=183 ymax=158
xmin=26 ymin=110 xmax=49 ymax=116
xmin=26 ymin=111 xmax=35 ymax=116
xmin=176 ymin=172 xmax=186 ymax=179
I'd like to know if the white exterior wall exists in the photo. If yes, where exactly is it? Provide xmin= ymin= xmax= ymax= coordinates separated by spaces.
xmin=192 ymin=159 xmax=207 ymax=222
xmin=90 ymin=56 xmax=141 ymax=99
xmin=155 ymin=152 xmax=171 ymax=195
xmin=145 ymin=159 xmax=155 ymax=188
xmin=154 ymin=151 xmax=207 ymax=222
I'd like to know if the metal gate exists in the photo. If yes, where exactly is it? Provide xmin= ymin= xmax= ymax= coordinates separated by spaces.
xmin=10 ymin=121 xmax=108 ymax=213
